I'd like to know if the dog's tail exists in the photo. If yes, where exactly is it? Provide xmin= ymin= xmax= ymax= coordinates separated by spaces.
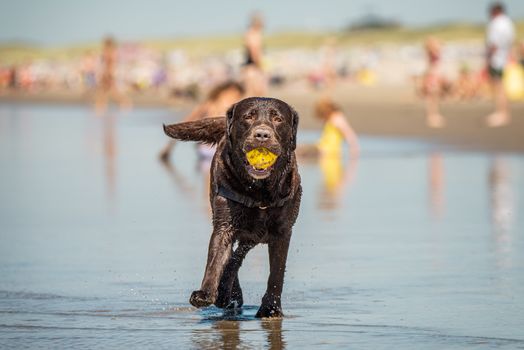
xmin=163 ymin=117 xmax=226 ymax=145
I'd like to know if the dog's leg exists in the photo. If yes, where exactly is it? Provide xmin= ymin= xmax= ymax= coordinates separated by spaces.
xmin=190 ymin=227 xmax=234 ymax=308
xmin=215 ymin=242 xmax=254 ymax=308
xmin=229 ymin=275 xmax=242 ymax=308
xmin=256 ymin=234 xmax=291 ymax=318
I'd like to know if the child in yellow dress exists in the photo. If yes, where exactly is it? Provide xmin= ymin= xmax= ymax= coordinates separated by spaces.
xmin=315 ymin=98 xmax=360 ymax=158
xmin=297 ymin=98 xmax=360 ymax=198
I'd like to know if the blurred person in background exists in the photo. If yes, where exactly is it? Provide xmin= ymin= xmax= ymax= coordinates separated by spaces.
xmin=298 ymin=97 xmax=360 ymax=159
xmin=485 ymin=2 xmax=515 ymax=127
xmin=81 ymin=51 xmax=97 ymax=92
xmin=19 ymin=62 xmax=34 ymax=91
xmin=315 ymin=98 xmax=360 ymax=159
xmin=159 ymin=81 xmax=244 ymax=163
xmin=421 ymin=37 xmax=449 ymax=128
xmin=453 ymin=64 xmax=477 ymax=100
xmin=95 ymin=37 xmax=132 ymax=115
xmin=520 ymin=40 xmax=524 ymax=68
xmin=8 ymin=66 xmax=18 ymax=90
xmin=298 ymin=98 xmax=360 ymax=209
xmin=242 ymin=13 xmax=267 ymax=96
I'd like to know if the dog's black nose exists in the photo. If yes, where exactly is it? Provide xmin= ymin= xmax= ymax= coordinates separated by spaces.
xmin=254 ymin=128 xmax=272 ymax=142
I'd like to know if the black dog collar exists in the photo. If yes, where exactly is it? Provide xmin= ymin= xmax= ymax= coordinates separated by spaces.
xmin=216 ymin=184 xmax=291 ymax=209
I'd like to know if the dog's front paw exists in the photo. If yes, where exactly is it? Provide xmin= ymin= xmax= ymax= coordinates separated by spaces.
xmin=255 ymin=303 xmax=283 ymax=318
xmin=189 ymin=290 xmax=214 ymax=308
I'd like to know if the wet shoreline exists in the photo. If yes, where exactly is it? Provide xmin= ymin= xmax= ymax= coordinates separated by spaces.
xmin=1 ymin=104 xmax=523 ymax=349
xmin=2 ymin=85 xmax=524 ymax=152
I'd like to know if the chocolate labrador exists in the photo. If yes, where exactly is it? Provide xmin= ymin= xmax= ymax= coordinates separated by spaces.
xmin=163 ymin=97 xmax=301 ymax=317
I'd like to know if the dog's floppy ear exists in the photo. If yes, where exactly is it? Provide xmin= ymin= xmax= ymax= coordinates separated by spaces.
xmin=163 ymin=117 xmax=226 ymax=145
xmin=289 ymin=105 xmax=299 ymax=151
xmin=225 ymin=102 xmax=237 ymax=142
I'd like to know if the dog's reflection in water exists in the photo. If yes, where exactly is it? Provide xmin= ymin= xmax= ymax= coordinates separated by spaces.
xmin=191 ymin=308 xmax=285 ymax=350
xmin=262 ymin=318 xmax=285 ymax=350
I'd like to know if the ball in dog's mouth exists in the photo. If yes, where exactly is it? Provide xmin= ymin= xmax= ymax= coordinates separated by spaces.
xmin=245 ymin=147 xmax=278 ymax=179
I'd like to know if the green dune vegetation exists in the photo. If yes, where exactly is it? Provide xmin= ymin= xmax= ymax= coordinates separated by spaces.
xmin=1 ymin=21 xmax=523 ymax=65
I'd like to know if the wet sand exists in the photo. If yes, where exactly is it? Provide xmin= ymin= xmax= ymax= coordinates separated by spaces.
xmin=0 ymin=104 xmax=523 ymax=348
xmin=2 ymin=84 xmax=524 ymax=151
xmin=276 ymin=85 xmax=524 ymax=152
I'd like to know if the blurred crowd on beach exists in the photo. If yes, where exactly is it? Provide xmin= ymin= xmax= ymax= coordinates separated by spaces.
xmin=1 ymin=41 xmax=522 ymax=96
xmin=2 ymin=31 xmax=523 ymax=104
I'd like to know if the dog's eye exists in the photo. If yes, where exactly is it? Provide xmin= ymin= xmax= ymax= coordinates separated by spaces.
xmin=244 ymin=110 xmax=256 ymax=121
xmin=272 ymin=115 xmax=283 ymax=123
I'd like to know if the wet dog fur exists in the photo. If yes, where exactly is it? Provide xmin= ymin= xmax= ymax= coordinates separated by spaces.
xmin=163 ymin=97 xmax=301 ymax=317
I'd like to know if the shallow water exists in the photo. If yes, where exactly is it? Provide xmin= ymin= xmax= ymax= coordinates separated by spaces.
xmin=0 ymin=104 xmax=523 ymax=349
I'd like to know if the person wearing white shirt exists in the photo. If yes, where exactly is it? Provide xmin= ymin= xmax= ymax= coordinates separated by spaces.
xmin=485 ymin=2 xmax=515 ymax=127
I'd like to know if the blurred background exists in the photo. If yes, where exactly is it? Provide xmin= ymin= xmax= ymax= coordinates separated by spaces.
xmin=1 ymin=1 xmax=524 ymax=349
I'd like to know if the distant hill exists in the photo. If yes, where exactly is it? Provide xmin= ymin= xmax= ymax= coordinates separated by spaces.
xmin=346 ymin=14 xmax=401 ymax=31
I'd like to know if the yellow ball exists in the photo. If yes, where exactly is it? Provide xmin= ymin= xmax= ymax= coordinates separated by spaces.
xmin=246 ymin=147 xmax=278 ymax=170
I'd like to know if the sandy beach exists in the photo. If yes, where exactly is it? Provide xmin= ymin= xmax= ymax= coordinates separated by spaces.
xmin=278 ymin=85 xmax=524 ymax=152
xmin=2 ymin=84 xmax=523 ymax=151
